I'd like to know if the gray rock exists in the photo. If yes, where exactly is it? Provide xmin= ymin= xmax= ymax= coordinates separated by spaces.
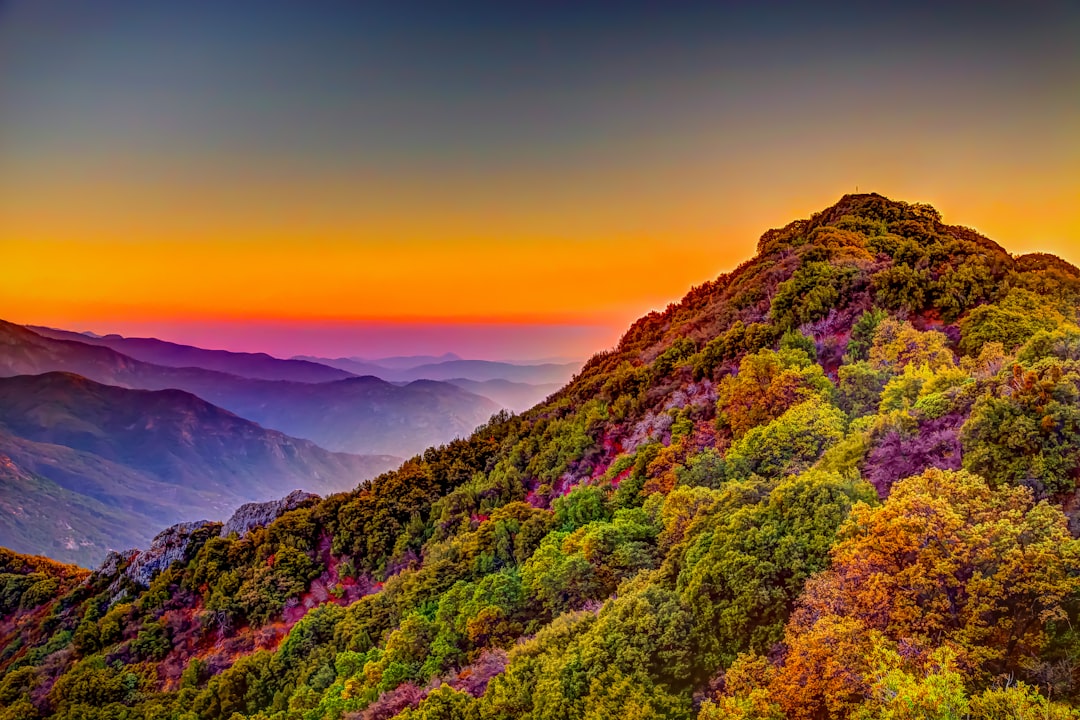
xmin=220 ymin=489 xmax=319 ymax=539
xmin=124 ymin=520 xmax=213 ymax=588
xmin=96 ymin=548 xmax=138 ymax=578
xmin=90 ymin=489 xmax=318 ymax=592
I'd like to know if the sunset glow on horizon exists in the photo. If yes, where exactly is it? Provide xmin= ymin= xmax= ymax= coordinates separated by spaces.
xmin=2 ymin=1 xmax=1077 ymax=360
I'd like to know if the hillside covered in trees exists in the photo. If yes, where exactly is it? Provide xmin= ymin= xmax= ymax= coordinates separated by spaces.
xmin=5 ymin=193 xmax=1080 ymax=719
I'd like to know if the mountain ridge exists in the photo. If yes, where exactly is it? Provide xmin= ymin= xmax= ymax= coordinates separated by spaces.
xmin=6 ymin=194 xmax=1080 ymax=718
xmin=0 ymin=324 xmax=501 ymax=456
xmin=296 ymin=354 xmax=582 ymax=384
xmin=26 ymin=326 xmax=355 ymax=383
xmin=0 ymin=371 xmax=400 ymax=566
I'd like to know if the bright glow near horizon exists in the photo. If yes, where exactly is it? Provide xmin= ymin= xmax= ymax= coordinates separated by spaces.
xmin=2 ymin=2 xmax=1077 ymax=360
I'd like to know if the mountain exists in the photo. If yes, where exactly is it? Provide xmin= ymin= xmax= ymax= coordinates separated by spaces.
xmin=26 ymin=326 xmax=354 ymax=383
xmin=0 ymin=436 xmax=162 ymax=569
xmin=0 ymin=428 xmax=202 ymax=567
xmin=186 ymin=376 xmax=502 ymax=457
xmin=444 ymin=378 xmax=561 ymax=412
xmin=7 ymin=194 xmax=1080 ymax=718
xmin=0 ymin=372 xmax=399 ymax=566
xmin=291 ymin=353 xmax=467 ymax=374
xmin=390 ymin=359 xmax=581 ymax=384
xmin=361 ymin=353 xmax=462 ymax=369
xmin=291 ymin=355 xmax=392 ymax=377
xmin=298 ymin=354 xmax=583 ymax=384
xmin=0 ymin=324 xmax=501 ymax=456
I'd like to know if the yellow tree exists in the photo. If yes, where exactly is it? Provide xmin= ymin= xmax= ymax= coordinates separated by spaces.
xmin=795 ymin=468 xmax=1080 ymax=678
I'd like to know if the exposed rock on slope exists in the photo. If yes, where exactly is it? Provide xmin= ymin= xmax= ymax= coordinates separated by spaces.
xmin=220 ymin=490 xmax=319 ymax=538
xmin=123 ymin=521 xmax=214 ymax=587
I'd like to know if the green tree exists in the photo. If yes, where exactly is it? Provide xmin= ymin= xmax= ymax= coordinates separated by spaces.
xmin=725 ymin=398 xmax=846 ymax=480
xmin=959 ymin=288 xmax=1064 ymax=354
xmin=869 ymin=318 xmax=954 ymax=371
xmin=677 ymin=470 xmax=875 ymax=670
xmin=837 ymin=361 xmax=889 ymax=418
xmin=844 ymin=308 xmax=887 ymax=363
xmin=961 ymin=362 xmax=1080 ymax=495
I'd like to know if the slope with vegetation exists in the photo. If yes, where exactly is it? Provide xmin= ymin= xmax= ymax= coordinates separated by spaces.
xmin=4 ymin=194 xmax=1080 ymax=719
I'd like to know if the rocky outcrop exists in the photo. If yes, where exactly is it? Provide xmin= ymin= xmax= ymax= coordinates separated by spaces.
xmin=91 ymin=491 xmax=319 ymax=592
xmin=92 ymin=520 xmax=214 ymax=599
xmin=124 ymin=520 xmax=213 ymax=587
xmin=220 ymin=489 xmax=319 ymax=539
xmin=96 ymin=548 xmax=138 ymax=579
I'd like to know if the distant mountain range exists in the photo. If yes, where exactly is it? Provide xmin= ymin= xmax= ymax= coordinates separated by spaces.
xmin=443 ymin=378 xmax=561 ymax=412
xmin=0 ymin=321 xmax=570 ymax=565
xmin=0 ymin=372 xmax=399 ymax=566
xmin=350 ymin=352 xmax=462 ymax=370
xmin=24 ymin=324 xmax=579 ymax=411
xmin=0 ymin=321 xmax=500 ymax=456
xmin=296 ymin=355 xmax=582 ymax=384
xmin=27 ymin=326 xmax=354 ymax=383
xmin=182 ymin=375 xmax=502 ymax=457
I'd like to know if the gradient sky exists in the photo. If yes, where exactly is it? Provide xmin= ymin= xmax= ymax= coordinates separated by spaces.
xmin=2 ymin=1 xmax=1078 ymax=360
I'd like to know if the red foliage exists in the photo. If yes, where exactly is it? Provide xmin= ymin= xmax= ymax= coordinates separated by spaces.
xmin=609 ymin=467 xmax=632 ymax=489
xmin=447 ymin=649 xmax=508 ymax=697
xmin=862 ymin=414 xmax=964 ymax=497
xmin=354 ymin=682 xmax=427 ymax=720
xmin=157 ymin=534 xmax=384 ymax=689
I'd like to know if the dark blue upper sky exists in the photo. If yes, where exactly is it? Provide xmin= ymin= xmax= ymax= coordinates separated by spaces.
xmin=1 ymin=1 xmax=1078 ymax=359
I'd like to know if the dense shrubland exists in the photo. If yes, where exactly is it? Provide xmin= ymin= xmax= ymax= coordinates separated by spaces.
xmin=5 ymin=194 xmax=1080 ymax=719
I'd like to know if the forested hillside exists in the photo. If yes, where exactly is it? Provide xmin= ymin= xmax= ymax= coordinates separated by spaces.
xmin=5 ymin=194 xmax=1080 ymax=719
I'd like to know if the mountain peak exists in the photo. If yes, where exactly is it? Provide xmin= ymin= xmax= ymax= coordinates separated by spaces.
xmin=6 ymin=195 xmax=1080 ymax=718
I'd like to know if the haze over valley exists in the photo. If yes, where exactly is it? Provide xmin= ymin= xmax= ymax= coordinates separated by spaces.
xmin=0 ymin=321 xmax=577 ymax=563
xmin=1 ymin=2 xmax=1077 ymax=718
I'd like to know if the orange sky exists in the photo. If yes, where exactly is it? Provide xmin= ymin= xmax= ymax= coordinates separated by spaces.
xmin=1 ymin=2 xmax=1077 ymax=359
xmin=4 ymin=180 xmax=1077 ymax=334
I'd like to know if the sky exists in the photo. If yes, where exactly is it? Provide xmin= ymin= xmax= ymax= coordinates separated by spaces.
xmin=1 ymin=1 xmax=1078 ymax=360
